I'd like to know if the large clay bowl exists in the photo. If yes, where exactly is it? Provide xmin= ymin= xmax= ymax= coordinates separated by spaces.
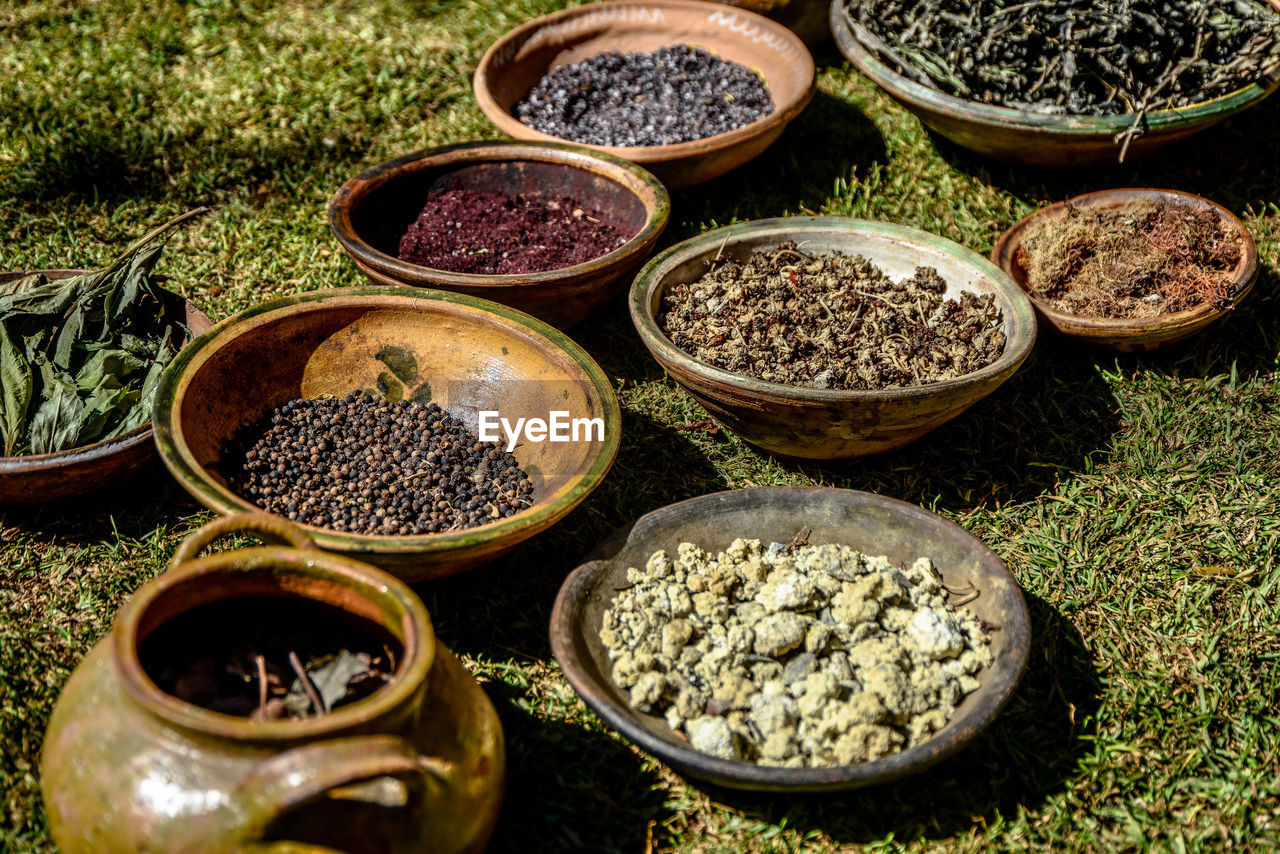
xmin=474 ymin=0 xmax=816 ymax=189
xmin=152 ymin=288 xmax=620 ymax=581
xmin=0 ymin=269 xmax=213 ymax=504
xmin=629 ymin=217 xmax=1037 ymax=459
xmin=550 ymin=487 xmax=1031 ymax=791
xmin=329 ymin=141 xmax=670 ymax=330
xmin=830 ymin=1 xmax=1280 ymax=167
xmin=992 ymin=189 xmax=1259 ymax=353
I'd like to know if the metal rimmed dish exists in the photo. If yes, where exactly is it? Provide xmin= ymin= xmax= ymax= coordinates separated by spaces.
xmin=629 ymin=216 xmax=1037 ymax=459
xmin=152 ymin=287 xmax=621 ymax=582
xmin=474 ymin=0 xmax=816 ymax=188
xmin=550 ymin=487 xmax=1031 ymax=791
xmin=830 ymin=0 xmax=1280 ymax=167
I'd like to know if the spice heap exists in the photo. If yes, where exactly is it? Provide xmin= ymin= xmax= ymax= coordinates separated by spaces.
xmin=514 ymin=45 xmax=774 ymax=147
xmin=601 ymin=538 xmax=993 ymax=766
xmin=844 ymin=0 xmax=1280 ymax=118
xmin=0 ymin=210 xmax=201 ymax=457
xmin=398 ymin=188 xmax=633 ymax=275
xmin=1015 ymin=201 xmax=1243 ymax=319
xmin=140 ymin=597 xmax=400 ymax=720
xmin=659 ymin=243 xmax=1005 ymax=390
xmin=227 ymin=393 xmax=534 ymax=536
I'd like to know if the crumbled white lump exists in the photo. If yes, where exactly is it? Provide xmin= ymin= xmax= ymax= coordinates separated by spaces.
xmin=599 ymin=539 xmax=994 ymax=767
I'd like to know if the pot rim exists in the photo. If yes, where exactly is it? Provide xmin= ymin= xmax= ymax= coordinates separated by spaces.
xmin=113 ymin=546 xmax=435 ymax=742
xmin=327 ymin=140 xmax=672 ymax=289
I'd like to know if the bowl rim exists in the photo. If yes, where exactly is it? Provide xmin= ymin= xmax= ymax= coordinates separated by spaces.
xmin=472 ymin=0 xmax=817 ymax=163
xmin=152 ymin=286 xmax=622 ymax=557
xmin=829 ymin=0 xmax=1280 ymax=137
xmin=549 ymin=486 xmax=1032 ymax=789
xmin=0 ymin=268 xmax=212 ymax=473
xmin=328 ymin=140 xmax=672 ymax=287
xmin=991 ymin=188 xmax=1261 ymax=333
xmin=628 ymin=215 xmax=1038 ymax=402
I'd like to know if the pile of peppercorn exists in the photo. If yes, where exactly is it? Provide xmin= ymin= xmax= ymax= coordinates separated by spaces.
xmin=227 ymin=393 xmax=534 ymax=536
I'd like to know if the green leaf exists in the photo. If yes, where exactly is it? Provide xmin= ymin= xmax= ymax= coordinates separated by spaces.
xmin=75 ymin=349 xmax=147 ymax=392
xmin=27 ymin=360 xmax=86 ymax=455
xmin=0 ymin=325 xmax=33 ymax=456
xmin=76 ymin=385 xmax=139 ymax=447
xmin=284 ymin=651 xmax=374 ymax=716
xmin=0 ymin=272 xmax=49 ymax=298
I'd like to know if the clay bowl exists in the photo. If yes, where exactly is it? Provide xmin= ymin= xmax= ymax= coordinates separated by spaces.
xmin=830 ymin=2 xmax=1280 ymax=167
xmin=550 ymin=487 xmax=1031 ymax=791
xmin=328 ymin=141 xmax=671 ymax=330
xmin=992 ymin=189 xmax=1259 ymax=353
xmin=152 ymin=287 xmax=620 ymax=582
xmin=629 ymin=217 xmax=1037 ymax=459
xmin=0 ymin=269 xmax=213 ymax=504
xmin=474 ymin=0 xmax=816 ymax=189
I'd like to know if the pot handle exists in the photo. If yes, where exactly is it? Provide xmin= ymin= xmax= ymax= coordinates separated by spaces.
xmin=169 ymin=512 xmax=318 ymax=569
xmin=236 ymin=734 xmax=455 ymax=852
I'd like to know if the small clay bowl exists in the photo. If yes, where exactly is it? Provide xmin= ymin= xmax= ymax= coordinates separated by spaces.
xmin=474 ymin=0 xmax=817 ymax=189
xmin=550 ymin=487 xmax=1031 ymax=791
xmin=629 ymin=217 xmax=1037 ymax=459
xmin=0 ymin=269 xmax=213 ymax=504
xmin=152 ymin=287 xmax=620 ymax=582
xmin=991 ymin=189 xmax=1259 ymax=352
xmin=329 ymin=141 xmax=670 ymax=330
xmin=830 ymin=2 xmax=1280 ymax=167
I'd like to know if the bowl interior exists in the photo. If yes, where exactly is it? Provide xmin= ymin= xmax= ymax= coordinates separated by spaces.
xmin=555 ymin=488 xmax=1028 ymax=788
xmin=635 ymin=218 xmax=1035 ymax=396
xmin=169 ymin=293 xmax=614 ymax=534
xmin=483 ymin=1 xmax=813 ymax=136
xmin=997 ymin=189 xmax=1257 ymax=326
xmin=347 ymin=156 xmax=651 ymax=268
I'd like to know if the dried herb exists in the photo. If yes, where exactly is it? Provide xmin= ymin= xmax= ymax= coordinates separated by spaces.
xmin=139 ymin=596 xmax=400 ymax=720
xmin=1015 ymin=201 xmax=1243 ymax=319
xmin=843 ymin=0 xmax=1280 ymax=158
xmin=0 ymin=209 xmax=206 ymax=457
xmin=659 ymin=243 xmax=1005 ymax=391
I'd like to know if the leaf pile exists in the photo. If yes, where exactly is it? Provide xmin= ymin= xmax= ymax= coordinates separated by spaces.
xmin=0 ymin=209 xmax=204 ymax=457
xmin=659 ymin=243 xmax=1007 ymax=391
xmin=844 ymin=0 xmax=1280 ymax=118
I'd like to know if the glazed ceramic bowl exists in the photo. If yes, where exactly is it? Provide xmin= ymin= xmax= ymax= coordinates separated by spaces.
xmin=992 ymin=189 xmax=1259 ymax=352
xmin=0 ymin=269 xmax=213 ymax=504
xmin=550 ymin=487 xmax=1031 ymax=791
xmin=329 ymin=141 xmax=671 ymax=329
xmin=152 ymin=288 xmax=620 ymax=581
xmin=474 ymin=0 xmax=817 ymax=188
xmin=629 ymin=217 xmax=1037 ymax=459
xmin=830 ymin=1 xmax=1280 ymax=167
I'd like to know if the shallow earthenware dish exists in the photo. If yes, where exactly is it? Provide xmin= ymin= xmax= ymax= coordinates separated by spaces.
xmin=152 ymin=287 xmax=620 ymax=581
xmin=474 ymin=0 xmax=817 ymax=188
xmin=629 ymin=216 xmax=1037 ymax=459
xmin=830 ymin=0 xmax=1280 ymax=167
xmin=0 ymin=269 xmax=213 ymax=504
xmin=329 ymin=141 xmax=671 ymax=329
xmin=550 ymin=487 xmax=1031 ymax=791
xmin=992 ymin=189 xmax=1259 ymax=352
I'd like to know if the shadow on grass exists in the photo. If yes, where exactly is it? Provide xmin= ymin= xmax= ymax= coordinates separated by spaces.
xmin=693 ymin=590 xmax=1101 ymax=846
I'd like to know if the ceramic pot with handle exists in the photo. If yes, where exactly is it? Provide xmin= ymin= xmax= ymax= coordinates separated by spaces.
xmin=40 ymin=513 xmax=504 ymax=853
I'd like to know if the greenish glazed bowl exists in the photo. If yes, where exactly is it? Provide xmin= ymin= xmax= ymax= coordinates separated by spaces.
xmin=830 ymin=0 xmax=1280 ymax=167
xmin=329 ymin=141 xmax=670 ymax=330
xmin=153 ymin=287 xmax=621 ymax=582
xmin=629 ymin=217 xmax=1037 ymax=459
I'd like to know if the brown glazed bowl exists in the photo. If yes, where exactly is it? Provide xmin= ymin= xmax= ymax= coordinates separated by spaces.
xmin=474 ymin=0 xmax=817 ymax=188
xmin=152 ymin=287 xmax=621 ymax=582
xmin=830 ymin=1 xmax=1280 ymax=167
xmin=992 ymin=189 xmax=1259 ymax=352
xmin=629 ymin=217 xmax=1037 ymax=459
xmin=550 ymin=487 xmax=1031 ymax=791
xmin=328 ymin=141 xmax=671 ymax=330
xmin=0 ymin=269 xmax=213 ymax=504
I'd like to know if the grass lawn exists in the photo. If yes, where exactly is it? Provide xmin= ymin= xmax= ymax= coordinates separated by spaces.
xmin=2 ymin=0 xmax=1279 ymax=851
